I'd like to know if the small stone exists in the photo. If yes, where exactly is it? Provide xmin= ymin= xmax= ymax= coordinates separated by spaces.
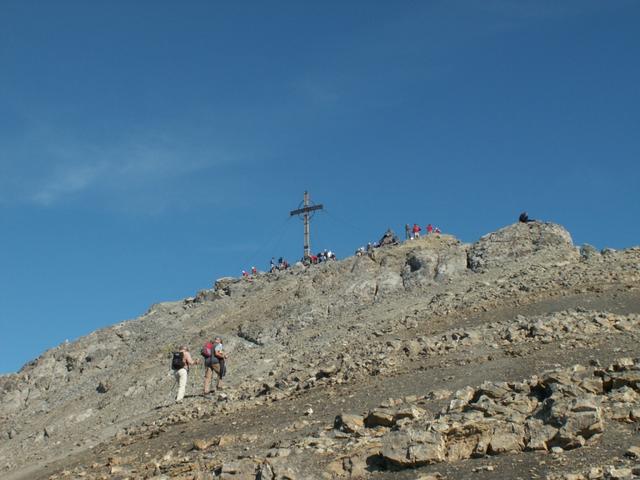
xmin=291 ymin=420 xmax=309 ymax=430
xmin=192 ymin=439 xmax=211 ymax=451
xmin=613 ymin=358 xmax=635 ymax=371
xmin=551 ymin=447 xmax=564 ymax=454
xmin=335 ymin=414 xmax=364 ymax=433
xmin=587 ymin=467 xmax=604 ymax=479
xmin=564 ymin=474 xmax=586 ymax=480
xmin=427 ymin=390 xmax=452 ymax=400
xmin=266 ymin=447 xmax=291 ymax=458
xmin=625 ymin=446 xmax=640 ymax=459
xmin=472 ymin=465 xmax=495 ymax=472
xmin=607 ymin=466 xmax=633 ymax=479
xmin=365 ymin=408 xmax=395 ymax=427
xmin=217 ymin=435 xmax=235 ymax=447
xmin=96 ymin=381 xmax=110 ymax=393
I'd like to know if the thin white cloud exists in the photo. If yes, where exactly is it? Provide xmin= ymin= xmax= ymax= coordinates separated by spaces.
xmin=32 ymin=162 xmax=106 ymax=206
xmin=0 ymin=125 xmax=240 ymax=210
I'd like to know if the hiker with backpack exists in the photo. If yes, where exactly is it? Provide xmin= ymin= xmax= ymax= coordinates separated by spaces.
xmin=171 ymin=345 xmax=197 ymax=403
xmin=202 ymin=337 xmax=227 ymax=395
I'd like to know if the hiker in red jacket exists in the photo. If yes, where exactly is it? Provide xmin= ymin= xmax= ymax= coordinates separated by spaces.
xmin=412 ymin=223 xmax=421 ymax=239
xmin=426 ymin=224 xmax=433 ymax=235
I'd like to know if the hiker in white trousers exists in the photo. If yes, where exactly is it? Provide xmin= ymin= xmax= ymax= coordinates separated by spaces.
xmin=173 ymin=346 xmax=197 ymax=402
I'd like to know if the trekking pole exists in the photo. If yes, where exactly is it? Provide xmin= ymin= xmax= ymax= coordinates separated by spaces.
xmin=190 ymin=363 xmax=198 ymax=397
xmin=195 ymin=363 xmax=202 ymax=396
xmin=168 ymin=371 xmax=177 ymax=404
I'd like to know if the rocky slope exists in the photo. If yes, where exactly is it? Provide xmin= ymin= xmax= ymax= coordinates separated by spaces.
xmin=1 ymin=221 xmax=639 ymax=480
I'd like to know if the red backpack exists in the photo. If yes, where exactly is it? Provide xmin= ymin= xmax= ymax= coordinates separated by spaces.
xmin=201 ymin=342 xmax=213 ymax=358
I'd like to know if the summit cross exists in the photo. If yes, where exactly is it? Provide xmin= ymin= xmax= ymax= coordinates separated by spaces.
xmin=289 ymin=191 xmax=323 ymax=260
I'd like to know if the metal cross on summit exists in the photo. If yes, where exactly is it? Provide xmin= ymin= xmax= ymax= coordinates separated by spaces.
xmin=289 ymin=191 xmax=323 ymax=260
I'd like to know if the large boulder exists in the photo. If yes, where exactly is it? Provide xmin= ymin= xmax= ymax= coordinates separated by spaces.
xmin=402 ymin=246 xmax=467 ymax=288
xmin=467 ymin=222 xmax=576 ymax=272
xmin=382 ymin=430 xmax=446 ymax=467
xmin=375 ymin=270 xmax=404 ymax=297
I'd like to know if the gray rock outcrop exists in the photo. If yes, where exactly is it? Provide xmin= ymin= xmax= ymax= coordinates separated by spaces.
xmin=468 ymin=222 xmax=577 ymax=272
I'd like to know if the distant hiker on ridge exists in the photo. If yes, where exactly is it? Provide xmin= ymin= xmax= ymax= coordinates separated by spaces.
xmin=378 ymin=228 xmax=399 ymax=247
xmin=519 ymin=211 xmax=535 ymax=223
xmin=171 ymin=345 xmax=197 ymax=403
xmin=405 ymin=224 xmax=410 ymax=241
xmin=412 ymin=223 xmax=421 ymax=239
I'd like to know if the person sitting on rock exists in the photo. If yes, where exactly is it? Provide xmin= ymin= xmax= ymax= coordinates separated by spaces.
xmin=519 ymin=212 xmax=535 ymax=223
xmin=378 ymin=228 xmax=399 ymax=247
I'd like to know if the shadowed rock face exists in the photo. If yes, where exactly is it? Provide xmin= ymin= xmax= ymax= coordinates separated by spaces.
xmin=0 ymin=222 xmax=639 ymax=480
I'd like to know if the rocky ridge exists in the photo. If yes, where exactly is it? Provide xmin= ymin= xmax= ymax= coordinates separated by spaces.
xmin=0 ymin=221 xmax=639 ymax=479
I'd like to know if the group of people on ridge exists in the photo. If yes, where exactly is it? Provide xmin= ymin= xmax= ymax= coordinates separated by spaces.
xmin=406 ymin=223 xmax=441 ymax=240
xmin=304 ymin=249 xmax=336 ymax=265
xmin=355 ymin=228 xmax=400 ymax=256
xmin=170 ymin=337 xmax=228 ymax=403
xmin=270 ymin=257 xmax=290 ymax=273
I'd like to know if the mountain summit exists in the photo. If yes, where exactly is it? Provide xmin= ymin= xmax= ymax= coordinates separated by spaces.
xmin=2 ymin=222 xmax=640 ymax=479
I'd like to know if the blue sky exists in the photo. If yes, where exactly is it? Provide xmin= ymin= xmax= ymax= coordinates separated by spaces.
xmin=1 ymin=1 xmax=639 ymax=374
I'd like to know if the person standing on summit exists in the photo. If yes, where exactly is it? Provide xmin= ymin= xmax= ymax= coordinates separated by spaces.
xmin=412 ymin=223 xmax=421 ymax=239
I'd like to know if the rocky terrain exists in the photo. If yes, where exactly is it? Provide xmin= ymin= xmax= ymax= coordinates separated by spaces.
xmin=1 ymin=221 xmax=640 ymax=480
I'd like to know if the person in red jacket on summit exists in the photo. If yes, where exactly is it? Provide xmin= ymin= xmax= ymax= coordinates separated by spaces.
xmin=412 ymin=223 xmax=421 ymax=239
xmin=426 ymin=223 xmax=433 ymax=235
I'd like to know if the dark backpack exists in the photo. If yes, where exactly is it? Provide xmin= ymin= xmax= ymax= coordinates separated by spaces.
xmin=171 ymin=351 xmax=185 ymax=370
xmin=201 ymin=342 xmax=213 ymax=358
